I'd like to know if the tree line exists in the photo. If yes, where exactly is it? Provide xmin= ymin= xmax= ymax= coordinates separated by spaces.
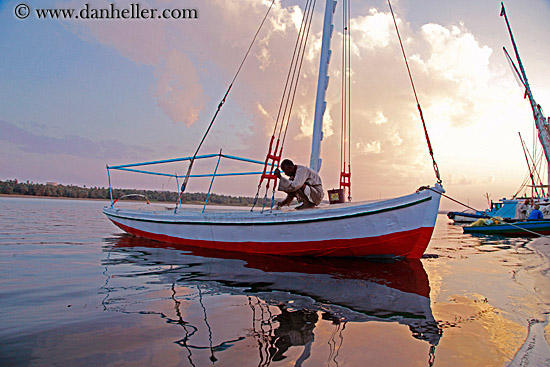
xmin=0 ymin=179 xmax=255 ymax=206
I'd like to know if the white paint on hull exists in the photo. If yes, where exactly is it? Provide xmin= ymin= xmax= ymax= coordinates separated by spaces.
xmin=104 ymin=186 xmax=442 ymax=244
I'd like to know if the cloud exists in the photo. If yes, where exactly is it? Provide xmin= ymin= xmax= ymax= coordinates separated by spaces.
xmin=62 ymin=0 xmax=206 ymax=126
xmin=297 ymin=104 xmax=334 ymax=140
xmin=390 ymin=133 xmax=403 ymax=146
xmin=55 ymin=1 xmax=526 ymax=199
xmin=62 ymin=0 xmax=322 ymax=130
xmin=154 ymin=50 xmax=204 ymax=126
xmin=356 ymin=140 xmax=381 ymax=154
xmin=373 ymin=111 xmax=388 ymax=125
xmin=422 ymin=23 xmax=492 ymax=84
xmin=352 ymin=8 xmax=395 ymax=52
xmin=0 ymin=120 xmax=151 ymax=159
xmin=447 ymin=173 xmax=495 ymax=186
xmin=417 ymin=22 xmax=494 ymax=127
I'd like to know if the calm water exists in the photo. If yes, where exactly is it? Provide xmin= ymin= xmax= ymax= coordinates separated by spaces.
xmin=1 ymin=196 xmax=549 ymax=366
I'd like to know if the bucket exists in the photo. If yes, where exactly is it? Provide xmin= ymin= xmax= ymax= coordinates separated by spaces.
xmin=328 ymin=188 xmax=345 ymax=204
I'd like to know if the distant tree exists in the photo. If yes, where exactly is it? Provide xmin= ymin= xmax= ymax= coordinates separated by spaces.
xmin=0 ymin=179 xmax=255 ymax=206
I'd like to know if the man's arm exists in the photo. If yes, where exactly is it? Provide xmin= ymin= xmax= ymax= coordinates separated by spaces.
xmin=278 ymin=166 xmax=307 ymax=192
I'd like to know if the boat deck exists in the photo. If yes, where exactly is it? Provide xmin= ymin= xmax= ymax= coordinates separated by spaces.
xmin=109 ymin=199 xmax=383 ymax=214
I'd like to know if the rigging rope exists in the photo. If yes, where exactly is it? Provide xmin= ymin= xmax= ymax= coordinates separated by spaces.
xmin=513 ymin=132 xmax=547 ymax=198
xmin=421 ymin=186 xmax=549 ymax=237
xmin=388 ymin=0 xmax=442 ymax=185
xmin=251 ymin=0 xmax=317 ymax=212
xmin=280 ymin=0 xmax=317 ymax=147
xmin=175 ymin=0 xmax=277 ymax=211
xmin=275 ymin=0 xmax=315 ymax=139
xmin=519 ymin=132 xmax=544 ymax=197
xmin=340 ymin=0 xmax=352 ymax=201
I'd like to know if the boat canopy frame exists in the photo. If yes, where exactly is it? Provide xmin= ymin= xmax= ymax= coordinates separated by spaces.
xmin=106 ymin=152 xmax=274 ymax=210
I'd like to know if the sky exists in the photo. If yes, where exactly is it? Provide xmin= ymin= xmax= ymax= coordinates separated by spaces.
xmin=1 ymin=0 xmax=549 ymax=211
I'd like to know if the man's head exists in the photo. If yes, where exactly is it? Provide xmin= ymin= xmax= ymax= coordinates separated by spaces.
xmin=280 ymin=159 xmax=296 ymax=176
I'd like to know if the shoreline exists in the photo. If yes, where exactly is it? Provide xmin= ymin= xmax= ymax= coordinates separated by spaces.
xmin=526 ymin=237 xmax=550 ymax=261
xmin=0 ymin=194 xmax=111 ymax=202
xmin=0 ymin=194 xmax=249 ymax=206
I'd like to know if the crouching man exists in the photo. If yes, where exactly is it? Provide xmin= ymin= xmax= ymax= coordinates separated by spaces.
xmin=275 ymin=159 xmax=324 ymax=210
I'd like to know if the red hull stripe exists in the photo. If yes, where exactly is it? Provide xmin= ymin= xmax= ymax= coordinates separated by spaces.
xmin=110 ymin=219 xmax=434 ymax=259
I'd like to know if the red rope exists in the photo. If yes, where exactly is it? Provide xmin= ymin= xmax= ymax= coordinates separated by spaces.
xmin=253 ymin=0 xmax=316 ymax=203
xmin=388 ymin=0 xmax=442 ymax=184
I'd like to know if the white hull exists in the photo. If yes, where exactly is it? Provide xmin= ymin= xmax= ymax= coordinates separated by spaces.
xmin=103 ymin=185 xmax=442 ymax=258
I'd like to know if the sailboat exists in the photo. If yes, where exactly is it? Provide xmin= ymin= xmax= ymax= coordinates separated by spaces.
xmin=103 ymin=0 xmax=443 ymax=259
xmin=462 ymin=3 xmax=550 ymax=236
xmin=451 ymin=2 xmax=550 ymax=226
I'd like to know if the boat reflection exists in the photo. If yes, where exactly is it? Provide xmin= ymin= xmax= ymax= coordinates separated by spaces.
xmin=103 ymin=235 xmax=442 ymax=365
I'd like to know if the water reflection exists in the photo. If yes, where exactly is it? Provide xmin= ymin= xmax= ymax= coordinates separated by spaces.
xmin=434 ymin=222 xmax=533 ymax=258
xmin=447 ymin=222 xmax=532 ymax=247
xmin=102 ymin=235 xmax=443 ymax=366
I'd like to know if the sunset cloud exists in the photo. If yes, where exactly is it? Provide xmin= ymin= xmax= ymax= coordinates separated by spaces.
xmin=154 ymin=50 xmax=204 ymax=126
xmin=373 ymin=111 xmax=388 ymax=125
xmin=61 ymin=1 xmax=532 ymax=191
xmin=0 ymin=120 xmax=151 ymax=159
xmin=351 ymin=8 xmax=395 ymax=51
xmin=357 ymin=140 xmax=381 ymax=155
xmin=3 ymin=0 xmax=547 ymax=208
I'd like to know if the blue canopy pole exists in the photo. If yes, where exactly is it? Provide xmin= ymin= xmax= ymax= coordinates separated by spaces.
xmin=110 ymin=167 xmax=177 ymax=177
xmin=175 ymin=174 xmax=181 ymax=208
xmin=109 ymin=154 xmax=219 ymax=169
xmin=107 ymin=165 xmax=114 ymax=207
xmin=203 ymin=150 xmax=223 ymax=213
xmin=220 ymin=154 xmax=268 ymax=165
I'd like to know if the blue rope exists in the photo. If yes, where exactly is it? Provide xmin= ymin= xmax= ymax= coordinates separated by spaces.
xmin=107 ymin=166 xmax=113 ymax=207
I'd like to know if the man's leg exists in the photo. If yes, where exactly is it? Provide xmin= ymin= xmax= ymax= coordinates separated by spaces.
xmin=277 ymin=192 xmax=296 ymax=208
xmin=294 ymin=188 xmax=315 ymax=209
